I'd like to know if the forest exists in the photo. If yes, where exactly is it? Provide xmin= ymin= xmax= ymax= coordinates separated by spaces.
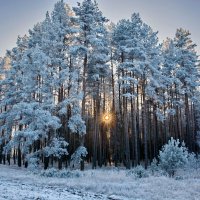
xmin=0 ymin=0 xmax=200 ymax=172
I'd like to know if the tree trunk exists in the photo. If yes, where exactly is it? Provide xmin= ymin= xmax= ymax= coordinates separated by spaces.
xmin=18 ymin=145 xmax=21 ymax=167
xmin=44 ymin=156 xmax=49 ymax=170
xmin=0 ymin=144 xmax=3 ymax=164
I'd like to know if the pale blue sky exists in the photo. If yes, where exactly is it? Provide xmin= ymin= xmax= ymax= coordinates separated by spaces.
xmin=0 ymin=0 xmax=199 ymax=57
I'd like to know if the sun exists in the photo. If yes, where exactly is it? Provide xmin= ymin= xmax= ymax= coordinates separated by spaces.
xmin=102 ymin=112 xmax=112 ymax=124
xmin=104 ymin=115 xmax=109 ymax=121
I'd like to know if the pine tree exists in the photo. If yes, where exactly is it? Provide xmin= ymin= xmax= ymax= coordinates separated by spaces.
xmin=158 ymin=137 xmax=189 ymax=176
xmin=174 ymin=28 xmax=200 ymax=151
xmin=27 ymin=0 xmax=86 ymax=169
xmin=112 ymin=13 xmax=162 ymax=168
xmin=73 ymin=0 xmax=110 ymax=169
xmin=0 ymin=36 xmax=29 ymax=167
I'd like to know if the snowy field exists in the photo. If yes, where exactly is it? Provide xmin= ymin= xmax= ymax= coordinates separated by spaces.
xmin=0 ymin=165 xmax=200 ymax=200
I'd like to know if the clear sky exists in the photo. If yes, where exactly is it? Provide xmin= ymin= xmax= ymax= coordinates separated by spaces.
xmin=0 ymin=0 xmax=199 ymax=57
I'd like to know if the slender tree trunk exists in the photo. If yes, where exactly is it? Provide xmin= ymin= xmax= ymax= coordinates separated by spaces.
xmin=44 ymin=156 xmax=49 ymax=170
xmin=18 ymin=144 xmax=21 ymax=167
xmin=142 ymin=79 xmax=148 ymax=169
xmin=185 ymin=93 xmax=191 ymax=149
xmin=131 ymin=92 xmax=138 ymax=166
xmin=58 ymin=158 xmax=62 ymax=170
xmin=80 ymin=54 xmax=87 ymax=171
xmin=136 ymin=84 xmax=140 ymax=164
xmin=0 ymin=144 xmax=3 ymax=164
xmin=92 ymin=97 xmax=99 ymax=169
xmin=143 ymin=100 xmax=148 ymax=169
xmin=111 ymin=51 xmax=118 ymax=167
xmin=153 ymin=105 xmax=158 ymax=158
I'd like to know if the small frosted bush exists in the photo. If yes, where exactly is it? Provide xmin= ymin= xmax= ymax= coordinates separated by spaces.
xmin=59 ymin=170 xmax=82 ymax=178
xmin=148 ymin=158 xmax=167 ymax=176
xmin=27 ymin=154 xmax=40 ymax=172
xmin=127 ymin=165 xmax=149 ymax=178
xmin=149 ymin=158 xmax=159 ymax=174
xmin=186 ymin=153 xmax=200 ymax=170
xmin=158 ymin=138 xmax=189 ymax=177
xmin=40 ymin=168 xmax=83 ymax=178
xmin=40 ymin=168 xmax=58 ymax=177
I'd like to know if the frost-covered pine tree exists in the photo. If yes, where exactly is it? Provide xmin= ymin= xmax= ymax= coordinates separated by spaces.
xmin=112 ymin=13 xmax=163 ymax=168
xmin=18 ymin=45 xmax=64 ymax=168
xmin=0 ymin=35 xmax=29 ymax=167
xmin=27 ymin=1 xmax=86 ymax=170
xmin=112 ymin=18 xmax=134 ymax=169
xmin=51 ymin=0 xmax=87 ymax=169
xmin=0 ymin=0 xmax=78 ymax=169
xmin=161 ymin=38 xmax=184 ymax=143
xmin=158 ymin=137 xmax=189 ymax=176
xmin=67 ymin=70 xmax=87 ymax=170
xmin=73 ymin=0 xmax=110 ymax=169
xmin=174 ymin=28 xmax=200 ymax=150
xmin=0 ymin=57 xmax=6 ymax=164
xmin=1 ymin=43 xmax=65 ymax=169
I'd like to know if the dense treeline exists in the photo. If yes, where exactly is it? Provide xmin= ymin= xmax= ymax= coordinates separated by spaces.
xmin=0 ymin=0 xmax=199 ymax=170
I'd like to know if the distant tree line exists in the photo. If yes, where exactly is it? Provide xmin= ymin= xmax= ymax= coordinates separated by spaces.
xmin=0 ymin=0 xmax=199 ymax=170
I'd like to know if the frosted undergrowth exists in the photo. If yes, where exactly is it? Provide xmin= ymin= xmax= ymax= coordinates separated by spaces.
xmin=40 ymin=168 xmax=84 ymax=178
xmin=0 ymin=165 xmax=200 ymax=200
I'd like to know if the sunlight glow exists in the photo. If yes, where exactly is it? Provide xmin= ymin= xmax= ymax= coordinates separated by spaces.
xmin=102 ymin=113 xmax=112 ymax=124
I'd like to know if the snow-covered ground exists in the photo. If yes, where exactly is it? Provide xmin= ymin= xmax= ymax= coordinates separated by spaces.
xmin=0 ymin=165 xmax=200 ymax=200
xmin=0 ymin=165 xmax=106 ymax=200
